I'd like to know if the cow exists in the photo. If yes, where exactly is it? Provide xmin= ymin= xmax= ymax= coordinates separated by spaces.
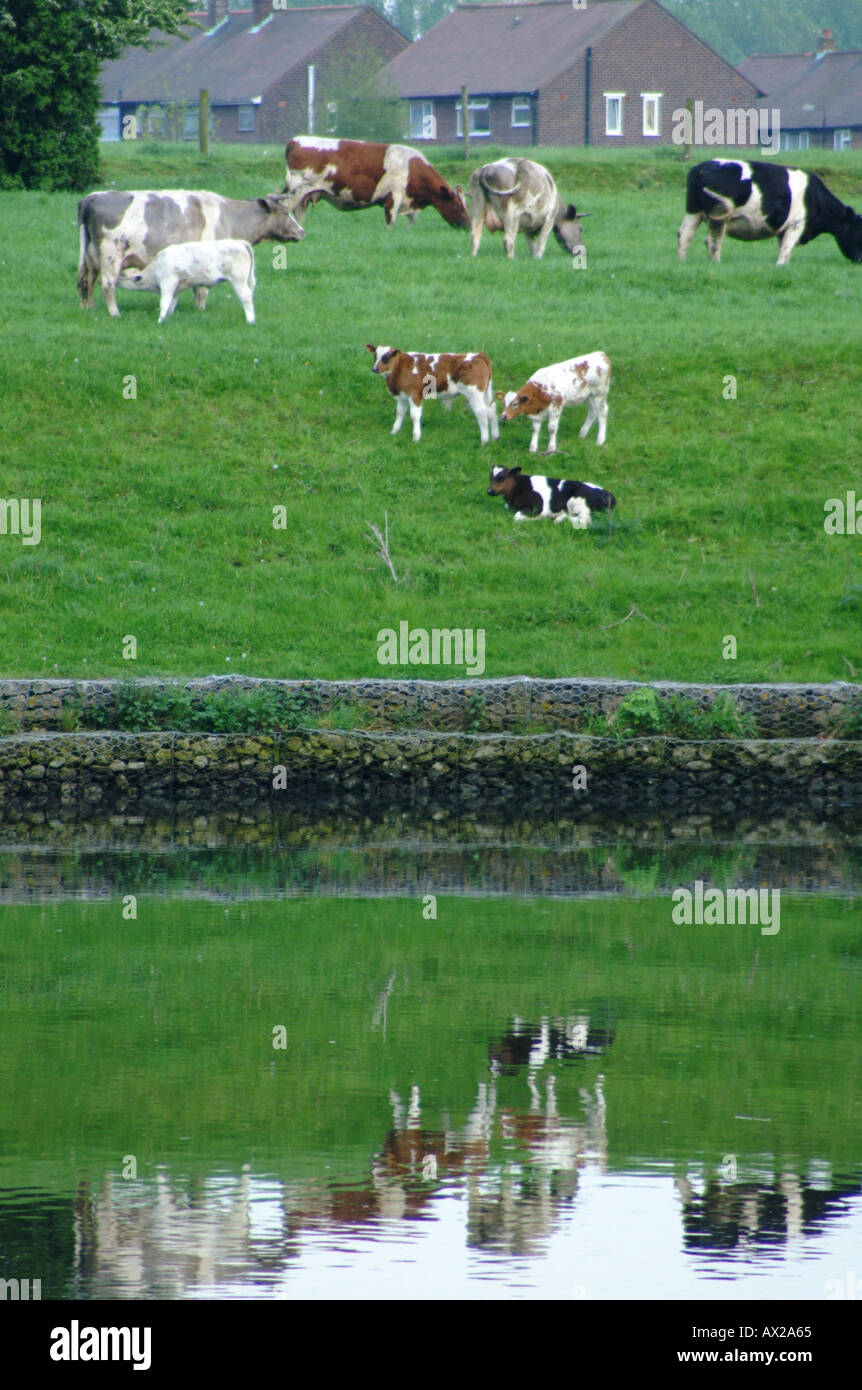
xmin=283 ymin=136 xmax=469 ymax=229
xmin=500 ymin=351 xmax=611 ymax=453
xmin=77 ymin=190 xmax=303 ymax=316
xmin=469 ymin=157 xmax=588 ymax=260
xmin=487 ymin=465 xmax=616 ymax=529
xmin=116 ymin=239 xmax=256 ymax=324
xmin=678 ymin=159 xmax=862 ymax=266
xmin=366 ymin=345 xmax=497 ymax=445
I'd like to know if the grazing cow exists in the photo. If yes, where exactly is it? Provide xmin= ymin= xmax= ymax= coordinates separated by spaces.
xmin=500 ymin=351 xmax=611 ymax=453
xmin=117 ymin=239 xmax=256 ymax=324
xmin=487 ymin=465 xmax=615 ymax=529
xmin=366 ymin=344 xmax=497 ymax=445
xmin=283 ymin=136 xmax=469 ymax=229
xmin=77 ymin=190 xmax=303 ymax=316
xmin=678 ymin=159 xmax=862 ymax=266
xmin=469 ymin=157 xmax=588 ymax=260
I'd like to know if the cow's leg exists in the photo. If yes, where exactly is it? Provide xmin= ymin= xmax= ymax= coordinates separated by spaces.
xmin=157 ymin=280 xmax=178 ymax=324
xmin=194 ymin=286 xmax=209 ymax=311
xmin=776 ymin=221 xmax=805 ymax=267
xmin=543 ymin=407 xmax=562 ymax=454
xmin=391 ymin=395 xmax=409 ymax=435
xmin=528 ymin=418 xmax=542 ymax=454
xmin=383 ymin=194 xmax=397 ymax=227
xmin=677 ymin=211 xmax=703 ymax=261
xmin=579 ymin=399 xmax=597 ymax=439
xmin=470 ymin=185 xmax=486 ymax=256
xmin=99 ymin=245 xmax=126 ymax=317
xmin=705 ymin=219 xmax=727 ymax=263
xmin=503 ymin=210 xmax=518 ymax=260
xmin=470 ymin=216 xmax=484 ymax=257
xmin=408 ymin=399 xmax=423 ymax=442
xmin=464 ymin=385 xmax=490 ymax=445
xmin=486 ymin=387 xmax=499 ymax=441
xmin=531 ymin=214 xmax=555 ymax=260
xmin=595 ymin=395 xmax=609 ymax=446
xmin=234 ymin=278 xmax=255 ymax=324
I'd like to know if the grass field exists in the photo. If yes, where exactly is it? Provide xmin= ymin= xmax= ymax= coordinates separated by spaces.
xmin=1 ymin=141 xmax=860 ymax=683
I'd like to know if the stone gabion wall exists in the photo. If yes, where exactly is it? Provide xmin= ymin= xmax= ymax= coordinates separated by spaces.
xmin=1 ymin=729 xmax=860 ymax=822
xmin=2 ymin=676 xmax=859 ymax=738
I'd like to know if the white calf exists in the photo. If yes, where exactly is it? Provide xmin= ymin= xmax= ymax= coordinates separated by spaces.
xmin=500 ymin=351 xmax=611 ymax=453
xmin=117 ymin=238 xmax=256 ymax=324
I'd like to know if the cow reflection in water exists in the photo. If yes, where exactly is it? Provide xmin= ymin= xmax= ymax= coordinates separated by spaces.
xmin=675 ymin=1169 xmax=860 ymax=1255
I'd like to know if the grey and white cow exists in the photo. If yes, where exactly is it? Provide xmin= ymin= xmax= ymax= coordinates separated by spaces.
xmin=469 ymin=158 xmax=588 ymax=260
xmin=117 ymin=239 xmax=257 ymax=324
xmin=77 ymin=190 xmax=303 ymax=316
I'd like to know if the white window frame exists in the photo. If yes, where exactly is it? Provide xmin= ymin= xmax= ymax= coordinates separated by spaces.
xmin=604 ymin=92 xmax=624 ymax=137
xmin=641 ymin=92 xmax=661 ymax=138
xmin=183 ymin=107 xmax=198 ymax=141
xmin=511 ymin=96 xmax=531 ymax=129
xmin=237 ymin=104 xmax=254 ymax=133
xmin=456 ymin=99 xmax=491 ymax=138
xmin=834 ymin=128 xmax=851 ymax=151
xmin=409 ymin=100 xmax=436 ymax=140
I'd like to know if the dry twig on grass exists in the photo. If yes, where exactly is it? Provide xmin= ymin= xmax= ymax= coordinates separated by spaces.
xmin=365 ymin=513 xmax=402 ymax=583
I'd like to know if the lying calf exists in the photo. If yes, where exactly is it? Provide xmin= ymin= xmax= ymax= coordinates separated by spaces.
xmin=366 ymin=344 xmax=498 ymax=444
xmin=487 ymin=465 xmax=616 ymax=528
xmin=501 ymin=350 xmax=610 ymax=453
xmin=117 ymin=238 xmax=256 ymax=324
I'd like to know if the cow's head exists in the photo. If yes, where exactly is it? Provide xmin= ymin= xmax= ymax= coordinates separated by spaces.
xmin=500 ymin=383 xmax=553 ymax=421
xmin=367 ymin=344 xmax=399 ymax=374
xmin=487 ymin=465 xmax=522 ymax=499
xmin=258 ymin=196 xmax=305 ymax=242
xmin=553 ymin=203 xmax=590 ymax=255
xmin=436 ymin=182 xmax=470 ymax=229
xmin=835 ymin=203 xmax=862 ymax=263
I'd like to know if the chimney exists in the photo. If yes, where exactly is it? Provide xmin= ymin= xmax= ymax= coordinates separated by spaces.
xmin=816 ymin=29 xmax=836 ymax=54
xmin=208 ymin=1 xmax=229 ymax=26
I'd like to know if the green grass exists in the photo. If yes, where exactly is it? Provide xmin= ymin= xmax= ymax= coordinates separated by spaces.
xmin=1 ymin=141 xmax=860 ymax=683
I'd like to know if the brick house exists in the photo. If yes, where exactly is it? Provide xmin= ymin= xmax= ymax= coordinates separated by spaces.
xmin=384 ymin=0 xmax=758 ymax=148
xmin=739 ymin=32 xmax=862 ymax=153
xmin=98 ymin=1 xmax=409 ymax=145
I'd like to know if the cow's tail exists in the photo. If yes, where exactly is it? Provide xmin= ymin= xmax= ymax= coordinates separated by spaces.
xmin=76 ymin=196 xmax=93 ymax=305
xmin=702 ymin=186 xmax=736 ymax=220
xmin=479 ymin=169 xmax=521 ymax=198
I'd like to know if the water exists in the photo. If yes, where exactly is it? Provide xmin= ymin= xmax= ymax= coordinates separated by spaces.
xmin=1 ymin=812 xmax=860 ymax=1300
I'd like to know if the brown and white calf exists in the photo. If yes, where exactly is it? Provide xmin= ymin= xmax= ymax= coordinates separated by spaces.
xmin=284 ymin=136 xmax=469 ymax=229
xmin=366 ymin=345 xmax=498 ymax=444
xmin=469 ymin=157 xmax=588 ymax=260
xmin=501 ymin=352 xmax=611 ymax=454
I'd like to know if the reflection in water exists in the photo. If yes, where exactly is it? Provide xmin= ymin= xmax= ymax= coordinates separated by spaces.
xmin=676 ymin=1169 xmax=860 ymax=1258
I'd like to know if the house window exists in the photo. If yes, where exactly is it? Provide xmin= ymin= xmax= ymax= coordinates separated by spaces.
xmin=641 ymin=93 xmax=661 ymax=138
xmin=456 ymin=99 xmax=491 ymax=137
xmin=782 ymin=130 xmax=810 ymax=152
xmin=834 ymin=128 xmax=851 ymax=150
xmin=605 ymin=93 xmax=624 ymax=137
xmin=237 ymin=104 xmax=254 ymax=132
xmin=183 ymin=108 xmax=198 ymax=140
xmin=409 ymin=100 xmax=436 ymax=139
xmin=511 ymin=96 xmax=531 ymax=128
xmin=325 ymin=101 xmax=338 ymax=134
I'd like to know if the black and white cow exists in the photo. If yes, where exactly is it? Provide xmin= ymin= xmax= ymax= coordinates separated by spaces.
xmin=77 ymin=190 xmax=303 ymax=316
xmin=487 ymin=466 xmax=616 ymax=529
xmin=678 ymin=159 xmax=862 ymax=266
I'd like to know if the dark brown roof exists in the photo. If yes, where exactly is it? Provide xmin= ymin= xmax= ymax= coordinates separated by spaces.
xmin=743 ymin=50 xmax=862 ymax=128
xmin=737 ymin=54 xmax=814 ymax=96
xmin=100 ymin=5 xmax=406 ymax=106
xmin=386 ymin=0 xmax=640 ymax=99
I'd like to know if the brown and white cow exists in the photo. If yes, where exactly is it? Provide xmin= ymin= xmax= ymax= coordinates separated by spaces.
xmin=366 ymin=345 xmax=497 ymax=444
xmin=469 ymin=157 xmax=588 ymax=260
xmin=77 ymin=190 xmax=303 ymax=316
xmin=284 ymin=136 xmax=469 ymax=229
xmin=500 ymin=352 xmax=611 ymax=453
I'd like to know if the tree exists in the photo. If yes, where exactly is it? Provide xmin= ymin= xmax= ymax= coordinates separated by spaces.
xmin=0 ymin=0 xmax=191 ymax=190
xmin=316 ymin=39 xmax=404 ymax=144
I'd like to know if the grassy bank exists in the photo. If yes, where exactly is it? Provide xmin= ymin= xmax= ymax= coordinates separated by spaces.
xmin=1 ymin=142 xmax=860 ymax=683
